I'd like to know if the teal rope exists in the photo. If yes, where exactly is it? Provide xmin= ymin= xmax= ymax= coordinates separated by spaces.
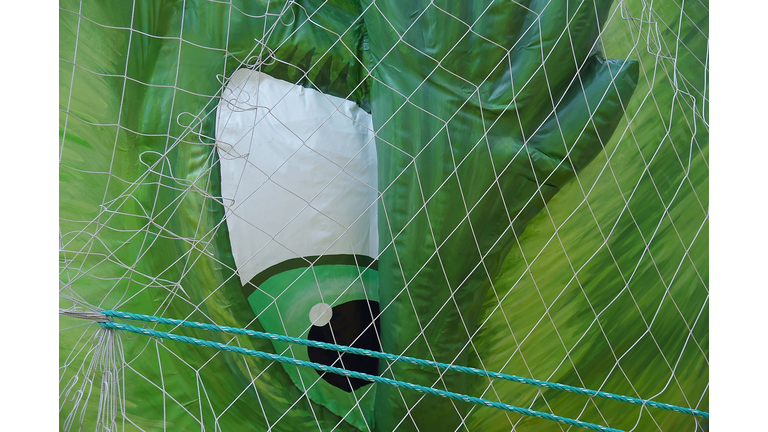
xmin=100 ymin=320 xmax=625 ymax=432
xmin=101 ymin=310 xmax=708 ymax=419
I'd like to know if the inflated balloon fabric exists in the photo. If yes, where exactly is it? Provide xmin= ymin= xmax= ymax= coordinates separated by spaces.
xmin=59 ymin=0 xmax=709 ymax=431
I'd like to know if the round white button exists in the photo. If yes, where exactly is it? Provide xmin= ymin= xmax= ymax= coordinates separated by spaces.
xmin=309 ymin=303 xmax=333 ymax=326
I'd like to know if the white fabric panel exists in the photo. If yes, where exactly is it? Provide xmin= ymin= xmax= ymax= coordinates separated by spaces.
xmin=215 ymin=70 xmax=378 ymax=285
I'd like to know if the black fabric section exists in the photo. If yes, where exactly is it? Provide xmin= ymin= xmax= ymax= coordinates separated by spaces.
xmin=307 ymin=300 xmax=381 ymax=392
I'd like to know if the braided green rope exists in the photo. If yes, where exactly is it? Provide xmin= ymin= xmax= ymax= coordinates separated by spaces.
xmin=101 ymin=310 xmax=708 ymax=419
xmin=100 ymin=320 xmax=625 ymax=432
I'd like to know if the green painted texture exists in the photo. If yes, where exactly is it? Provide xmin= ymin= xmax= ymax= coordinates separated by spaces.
xmin=59 ymin=0 xmax=708 ymax=431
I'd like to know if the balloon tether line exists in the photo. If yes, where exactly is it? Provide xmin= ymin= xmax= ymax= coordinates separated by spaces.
xmin=63 ymin=309 xmax=709 ymax=432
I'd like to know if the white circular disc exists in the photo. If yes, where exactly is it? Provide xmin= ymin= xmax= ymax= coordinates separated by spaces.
xmin=309 ymin=303 xmax=333 ymax=326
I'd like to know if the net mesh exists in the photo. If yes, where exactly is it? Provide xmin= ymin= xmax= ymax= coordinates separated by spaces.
xmin=59 ymin=0 xmax=709 ymax=431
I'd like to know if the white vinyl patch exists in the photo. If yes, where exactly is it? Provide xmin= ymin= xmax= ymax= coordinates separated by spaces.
xmin=215 ymin=70 xmax=378 ymax=286
xmin=308 ymin=302 xmax=333 ymax=327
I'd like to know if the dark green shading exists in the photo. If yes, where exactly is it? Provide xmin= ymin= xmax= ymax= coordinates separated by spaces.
xmin=243 ymin=254 xmax=378 ymax=299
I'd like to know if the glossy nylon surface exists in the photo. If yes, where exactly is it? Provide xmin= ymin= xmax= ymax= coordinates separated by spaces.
xmin=59 ymin=0 xmax=708 ymax=431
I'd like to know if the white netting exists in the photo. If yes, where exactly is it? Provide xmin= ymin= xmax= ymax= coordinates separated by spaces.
xmin=59 ymin=0 xmax=708 ymax=431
